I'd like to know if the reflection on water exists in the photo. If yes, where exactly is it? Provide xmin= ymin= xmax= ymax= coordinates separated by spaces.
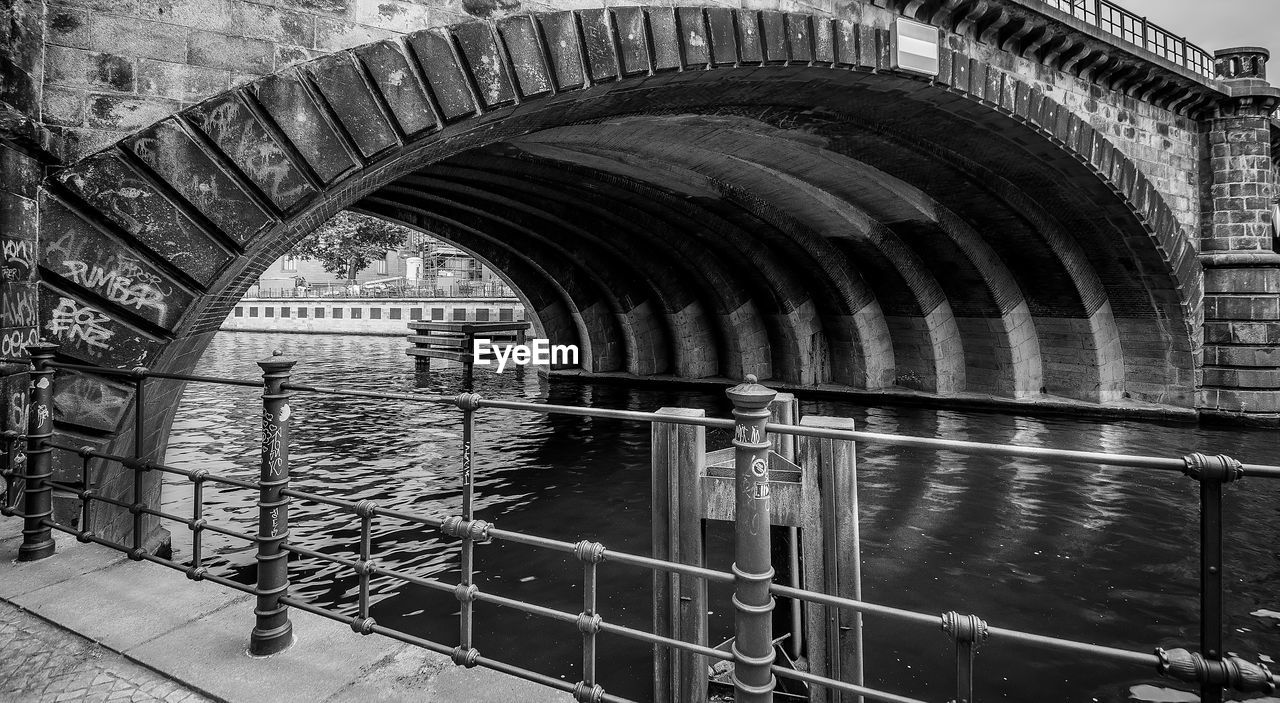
xmin=164 ymin=332 xmax=1280 ymax=702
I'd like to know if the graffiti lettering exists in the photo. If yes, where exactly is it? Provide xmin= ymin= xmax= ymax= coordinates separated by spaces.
xmin=7 ymin=391 xmax=28 ymax=431
xmin=2 ymin=288 xmax=37 ymax=327
xmin=2 ymin=240 xmax=33 ymax=266
xmin=61 ymin=256 xmax=169 ymax=316
xmin=46 ymin=298 xmax=115 ymax=350
xmin=0 ymin=328 xmax=36 ymax=357
xmin=262 ymin=410 xmax=283 ymax=476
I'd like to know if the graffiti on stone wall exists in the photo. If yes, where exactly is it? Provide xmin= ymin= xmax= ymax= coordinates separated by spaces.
xmin=60 ymin=255 xmax=171 ymax=318
xmin=1 ymin=287 xmax=37 ymax=328
xmin=194 ymin=99 xmax=309 ymax=208
xmin=130 ymin=134 xmax=224 ymax=216
xmin=7 ymin=389 xmax=28 ymax=431
xmin=44 ymin=224 xmax=182 ymax=328
xmin=2 ymin=240 xmax=34 ymax=281
xmin=54 ymin=374 xmax=131 ymax=431
xmin=46 ymin=297 xmax=115 ymax=350
xmin=0 ymin=328 xmax=37 ymax=358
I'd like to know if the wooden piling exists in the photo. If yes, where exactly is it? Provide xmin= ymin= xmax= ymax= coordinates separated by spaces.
xmin=651 ymin=407 xmax=708 ymax=703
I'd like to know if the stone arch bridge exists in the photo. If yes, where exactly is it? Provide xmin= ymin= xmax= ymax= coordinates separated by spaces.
xmin=0 ymin=0 xmax=1277 ymax=539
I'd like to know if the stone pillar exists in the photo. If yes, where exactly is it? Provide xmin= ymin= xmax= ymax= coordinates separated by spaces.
xmin=1200 ymin=48 xmax=1280 ymax=420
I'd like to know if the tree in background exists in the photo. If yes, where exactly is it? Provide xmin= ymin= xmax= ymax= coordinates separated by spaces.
xmin=290 ymin=211 xmax=408 ymax=283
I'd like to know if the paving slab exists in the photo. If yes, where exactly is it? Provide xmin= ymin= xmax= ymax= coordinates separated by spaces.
xmin=0 ymin=530 xmax=126 ymax=599
xmin=0 ymin=516 xmax=573 ymax=702
xmin=12 ymin=556 xmax=250 ymax=651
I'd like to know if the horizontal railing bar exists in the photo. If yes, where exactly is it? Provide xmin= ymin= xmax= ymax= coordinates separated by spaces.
xmin=370 ymin=505 xmax=443 ymax=528
xmin=770 ymin=582 xmax=1158 ymax=666
xmin=278 ymin=594 xmax=635 ymax=703
xmin=485 ymin=526 xmax=578 ymax=552
xmin=764 ymin=422 xmax=1280 ymax=476
xmin=471 ymin=653 xmax=636 ymax=703
xmin=282 ymin=382 xmax=454 ymax=404
xmin=601 ymin=550 xmax=737 ymax=585
xmin=769 ymin=584 xmax=940 ymax=626
xmin=194 ymin=520 xmax=257 ymax=543
xmin=142 ymin=370 xmax=262 ymax=387
xmin=985 ymin=624 xmax=1159 ymax=666
xmin=473 ymin=590 xmax=578 ymax=625
xmin=477 ymin=398 xmax=737 ymax=428
xmin=596 ymin=621 xmax=731 ymax=662
xmin=485 ymin=526 xmax=736 ymax=583
xmin=45 ymin=361 xmax=260 ymax=387
xmin=285 ymin=543 xmax=357 ymax=568
xmin=42 ymin=520 xmax=258 ymax=596
xmin=44 ymin=442 xmax=258 ymax=489
xmin=373 ymin=564 xmax=455 ymax=595
xmin=135 ymin=552 xmax=260 ymax=596
xmin=281 ymin=487 xmax=360 ymax=512
xmin=772 ymin=665 xmax=928 ymax=703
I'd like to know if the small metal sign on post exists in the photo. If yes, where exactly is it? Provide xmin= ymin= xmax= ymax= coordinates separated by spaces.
xmin=892 ymin=17 xmax=940 ymax=77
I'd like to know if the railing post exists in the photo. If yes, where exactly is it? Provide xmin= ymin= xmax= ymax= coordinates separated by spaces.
xmin=130 ymin=366 xmax=148 ymax=558
xmin=250 ymin=350 xmax=296 ymax=656
xmin=942 ymin=612 xmax=988 ymax=703
xmin=727 ymin=375 xmax=777 ymax=703
xmin=1181 ymin=453 xmax=1241 ymax=703
xmin=18 ymin=341 xmax=57 ymax=562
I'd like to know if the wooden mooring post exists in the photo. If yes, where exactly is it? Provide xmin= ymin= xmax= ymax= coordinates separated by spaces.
xmin=652 ymin=394 xmax=863 ymax=703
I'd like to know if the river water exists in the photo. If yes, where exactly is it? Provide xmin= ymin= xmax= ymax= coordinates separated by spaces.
xmin=163 ymin=332 xmax=1280 ymax=703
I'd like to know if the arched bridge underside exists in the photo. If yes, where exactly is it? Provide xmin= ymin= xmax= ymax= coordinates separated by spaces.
xmin=42 ymin=6 xmax=1201 ymax=444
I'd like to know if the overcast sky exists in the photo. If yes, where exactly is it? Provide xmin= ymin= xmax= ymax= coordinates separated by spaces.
xmin=1112 ymin=1 xmax=1279 ymax=57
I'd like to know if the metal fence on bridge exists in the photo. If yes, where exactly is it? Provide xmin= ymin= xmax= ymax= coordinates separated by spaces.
xmin=1 ymin=343 xmax=1277 ymax=703
xmin=1040 ymin=0 xmax=1215 ymax=79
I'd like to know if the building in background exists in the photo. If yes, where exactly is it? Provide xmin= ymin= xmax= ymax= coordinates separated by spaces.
xmin=253 ymin=231 xmax=514 ymax=298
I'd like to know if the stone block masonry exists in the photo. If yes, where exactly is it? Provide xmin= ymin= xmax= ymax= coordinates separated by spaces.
xmin=39 ymin=0 xmax=493 ymax=162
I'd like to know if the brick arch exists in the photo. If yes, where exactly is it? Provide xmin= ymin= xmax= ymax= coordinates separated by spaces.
xmin=37 ymin=6 xmax=1202 ymax=541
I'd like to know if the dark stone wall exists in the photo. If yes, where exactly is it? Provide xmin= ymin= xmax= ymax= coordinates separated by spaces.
xmin=1 ymin=0 xmax=48 ymax=509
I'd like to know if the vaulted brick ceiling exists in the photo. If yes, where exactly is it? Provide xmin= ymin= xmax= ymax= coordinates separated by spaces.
xmin=359 ymin=102 xmax=1192 ymax=405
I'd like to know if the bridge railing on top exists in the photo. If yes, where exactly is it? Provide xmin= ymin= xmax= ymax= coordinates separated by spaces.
xmin=1040 ymin=0 xmax=1216 ymax=79
xmin=2 ymin=343 xmax=1278 ymax=703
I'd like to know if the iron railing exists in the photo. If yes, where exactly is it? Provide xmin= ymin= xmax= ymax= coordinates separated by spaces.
xmin=251 ymin=282 xmax=518 ymax=299
xmin=1040 ymin=0 xmax=1215 ymax=79
xmin=2 ymin=344 xmax=1278 ymax=703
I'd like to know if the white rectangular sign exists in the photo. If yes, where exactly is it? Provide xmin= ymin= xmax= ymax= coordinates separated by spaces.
xmin=893 ymin=17 xmax=940 ymax=77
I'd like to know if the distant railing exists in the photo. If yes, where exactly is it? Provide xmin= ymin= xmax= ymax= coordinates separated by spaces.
xmin=1040 ymin=0 xmax=1215 ymax=79
xmin=253 ymin=282 xmax=517 ymax=299
xmin=2 ymin=345 xmax=1278 ymax=703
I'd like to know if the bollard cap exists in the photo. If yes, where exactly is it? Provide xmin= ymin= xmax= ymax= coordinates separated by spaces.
xmin=726 ymin=374 xmax=777 ymax=410
xmin=257 ymin=351 xmax=298 ymax=370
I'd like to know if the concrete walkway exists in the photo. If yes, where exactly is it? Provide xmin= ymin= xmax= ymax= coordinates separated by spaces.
xmin=0 ymin=521 xmax=571 ymax=703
